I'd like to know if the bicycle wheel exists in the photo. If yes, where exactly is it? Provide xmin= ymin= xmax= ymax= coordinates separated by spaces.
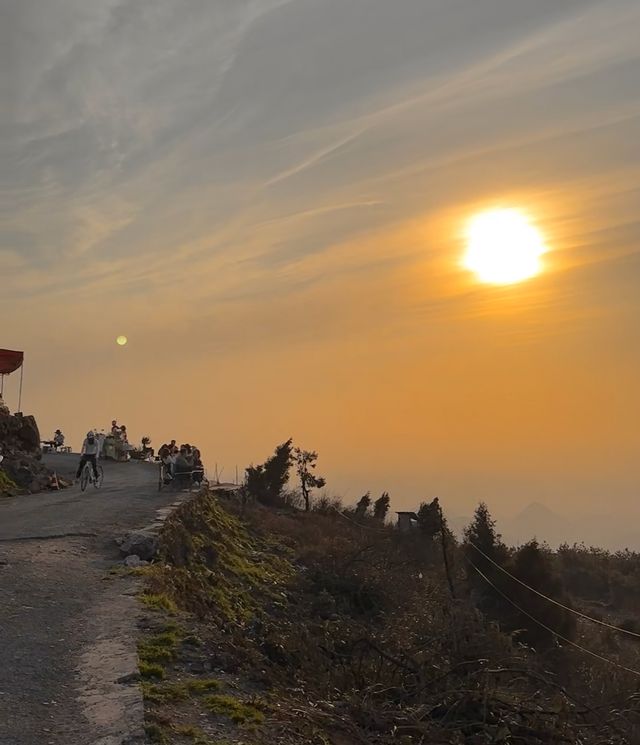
xmin=94 ymin=465 xmax=104 ymax=489
xmin=80 ymin=464 xmax=89 ymax=492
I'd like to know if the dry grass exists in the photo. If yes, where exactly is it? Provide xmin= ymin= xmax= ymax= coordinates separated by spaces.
xmin=137 ymin=492 xmax=640 ymax=744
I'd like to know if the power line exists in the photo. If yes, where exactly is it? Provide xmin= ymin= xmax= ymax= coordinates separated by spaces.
xmin=468 ymin=541 xmax=640 ymax=641
xmin=331 ymin=506 xmax=389 ymax=533
xmin=468 ymin=560 xmax=640 ymax=678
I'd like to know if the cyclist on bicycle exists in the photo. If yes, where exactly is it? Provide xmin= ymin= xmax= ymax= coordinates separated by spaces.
xmin=76 ymin=431 xmax=100 ymax=481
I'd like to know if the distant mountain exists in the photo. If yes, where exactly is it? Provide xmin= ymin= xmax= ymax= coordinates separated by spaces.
xmin=504 ymin=502 xmax=573 ymax=548
xmin=436 ymin=502 xmax=638 ymax=551
xmin=502 ymin=502 xmax=640 ymax=551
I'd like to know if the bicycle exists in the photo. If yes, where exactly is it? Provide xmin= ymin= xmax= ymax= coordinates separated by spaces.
xmin=80 ymin=460 xmax=104 ymax=491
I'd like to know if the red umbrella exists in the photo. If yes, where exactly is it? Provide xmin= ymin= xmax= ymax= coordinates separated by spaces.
xmin=0 ymin=349 xmax=25 ymax=411
xmin=0 ymin=349 xmax=23 ymax=375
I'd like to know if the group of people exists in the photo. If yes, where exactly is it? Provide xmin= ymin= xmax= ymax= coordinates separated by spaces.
xmin=75 ymin=419 xmax=130 ymax=480
xmin=103 ymin=419 xmax=135 ymax=461
xmin=44 ymin=422 xmax=206 ymax=487
xmin=110 ymin=420 xmax=129 ymax=443
xmin=158 ymin=439 xmax=205 ymax=486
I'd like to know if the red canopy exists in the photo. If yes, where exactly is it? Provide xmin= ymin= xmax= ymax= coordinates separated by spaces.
xmin=0 ymin=349 xmax=24 ymax=375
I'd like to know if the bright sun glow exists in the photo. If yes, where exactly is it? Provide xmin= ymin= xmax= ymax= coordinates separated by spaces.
xmin=463 ymin=209 xmax=547 ymax=285
xmin=116 ymin=335 xmax=128 ymax=346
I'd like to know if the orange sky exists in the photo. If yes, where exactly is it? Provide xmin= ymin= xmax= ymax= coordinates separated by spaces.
xmin=4 ymin=1 xmax=639 ymax=543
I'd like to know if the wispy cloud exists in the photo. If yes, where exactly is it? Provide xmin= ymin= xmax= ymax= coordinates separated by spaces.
xmin=4 ymin=0 xmax=640 ymax=517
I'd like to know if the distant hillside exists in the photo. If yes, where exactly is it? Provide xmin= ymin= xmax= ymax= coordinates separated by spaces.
xmin=498 ymin=502 xmax=640 ymax=551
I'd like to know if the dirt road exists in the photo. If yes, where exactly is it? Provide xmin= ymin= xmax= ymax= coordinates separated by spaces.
xmin=0 ymin=454 xmax=181 ymax=745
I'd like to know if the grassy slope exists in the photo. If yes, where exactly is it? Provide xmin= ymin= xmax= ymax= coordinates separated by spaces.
xmin=0 ymin=468 xmax=18 ymax=496
xmin=137 ymin=491 xmax=640 ymax=745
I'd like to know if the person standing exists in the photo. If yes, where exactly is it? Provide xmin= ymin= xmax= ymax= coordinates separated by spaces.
xmin=96 ymin=430 xmax=106 ymax=458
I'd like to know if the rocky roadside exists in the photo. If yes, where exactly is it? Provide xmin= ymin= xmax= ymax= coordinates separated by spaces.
xmin=0 ymin=410 xmax=68 ymax=496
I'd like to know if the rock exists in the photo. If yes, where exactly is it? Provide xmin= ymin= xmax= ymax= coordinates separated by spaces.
xmin=16 ymin=415 xmax=41 ymax=455
xmin=2 ymin=457 xmax=51 ymax=492
xmin=0 ymin=410 xmax=58 ymax=495
xmin=0 ymin=411 xmax=41 ymax=458
xmin=119 ymin=531 xmax=159 ymax=561
xmin=123 ymin=554 xmax=148 ymax=568
xmin=116 ymin=671 xmax=140 ymax=685
xmin=13 ymin=464 xmax=35 ymax=488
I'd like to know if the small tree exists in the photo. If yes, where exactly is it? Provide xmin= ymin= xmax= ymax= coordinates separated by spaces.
xmin=373 ymin=492 xmax=390 ymax=522
xmin=293 ymin=447 xmax=326 ymax=512
xmin=417 ymin=498 xmax=442 ymax=539
xmin=245 ymin=463 xmax=266 ymax=501
xmin=510 ymin=540 xmax=577 ymax=648
xmin=415 ymin=498 xmax=456 ymax=595
xmin=245 ymin=439 xmax=294 ymax=506
xmin=463 ymin=502 xmax=509 ymax=605
xmin=354 ymin=492 xmax=371 ymax=518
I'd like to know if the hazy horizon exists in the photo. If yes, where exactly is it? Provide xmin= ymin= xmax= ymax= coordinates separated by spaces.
xmin=4 ymin=1 xmax=639 ymax=547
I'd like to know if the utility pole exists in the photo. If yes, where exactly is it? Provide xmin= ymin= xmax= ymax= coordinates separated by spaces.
xmin=438 ymin=501 xmax=456 ymax=599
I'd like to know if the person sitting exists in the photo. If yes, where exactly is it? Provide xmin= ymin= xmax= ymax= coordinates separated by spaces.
xmin=173 ymin=448 xmax=192 ymax=487
xmin=43 ymin=430 xmax=65 ymax=451
xmin=76 ymin=431 xmax=100 ymax=481
xmin=158 ymin=447 xmax=174 ymax=483
xmin=192 ymin=448 xmax=205 ymax=486
xmin=159 ymin=439 xmax=177 ymax=458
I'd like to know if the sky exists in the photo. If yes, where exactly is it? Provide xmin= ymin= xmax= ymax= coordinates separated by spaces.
xmin=3 ymin=1 xmax=640 ymax=543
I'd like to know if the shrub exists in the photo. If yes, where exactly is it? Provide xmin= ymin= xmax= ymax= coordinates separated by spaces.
xmin=245 ymin=439 xmax=293 ymax=506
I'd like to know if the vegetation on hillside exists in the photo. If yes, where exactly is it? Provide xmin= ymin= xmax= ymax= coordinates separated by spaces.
xmin=0 ymin=468 xmax=17 ymax=496
xmin=136 ymin=450 xmax=640 ymax=743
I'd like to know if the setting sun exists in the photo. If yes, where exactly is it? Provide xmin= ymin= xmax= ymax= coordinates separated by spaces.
xmin=463 ymin=209 xmax=547 ymax=285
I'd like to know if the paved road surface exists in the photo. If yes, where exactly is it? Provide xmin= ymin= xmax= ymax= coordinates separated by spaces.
xmin=0 ymin=454 xmax=182 ymax=745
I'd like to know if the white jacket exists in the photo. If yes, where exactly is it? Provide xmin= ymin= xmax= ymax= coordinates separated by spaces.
xmin=82 ymin=438 xmax=99 ymax=456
